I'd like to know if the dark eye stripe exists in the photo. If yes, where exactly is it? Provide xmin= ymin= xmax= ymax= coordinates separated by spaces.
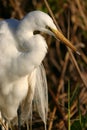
xmin=33 ymin=30 xmax=40 ymax=35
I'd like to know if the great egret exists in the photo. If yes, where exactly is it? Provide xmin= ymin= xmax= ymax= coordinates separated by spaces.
xmin=0 ymin=10 xmax=78 ymax=129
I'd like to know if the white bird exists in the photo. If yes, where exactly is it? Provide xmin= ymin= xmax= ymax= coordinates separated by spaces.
xmin=0 ymin=10 xmax=78 ymax=129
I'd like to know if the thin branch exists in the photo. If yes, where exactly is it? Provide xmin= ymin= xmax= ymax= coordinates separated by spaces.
xmin=44 ymin=0 xmax=61 ymax=31
xmin=9 ymin=0 xmax=24 ymax=19
xmin=75 ymin=0 xmax=87 ymax=28
xmin=44 ymin=0 xmax=87 ymax=89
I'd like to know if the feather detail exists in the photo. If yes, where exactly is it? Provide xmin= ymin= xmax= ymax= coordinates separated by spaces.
xmin=11 ymin=64 xmax=48 ymax=130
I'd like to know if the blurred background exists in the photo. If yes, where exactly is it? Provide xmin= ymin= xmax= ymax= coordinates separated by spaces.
xmin=0 ymin=0 xmax=87 ymax=130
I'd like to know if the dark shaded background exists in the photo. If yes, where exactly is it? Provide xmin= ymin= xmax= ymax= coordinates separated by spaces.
xmin=0 ymin=0 xmax=87 ymax=130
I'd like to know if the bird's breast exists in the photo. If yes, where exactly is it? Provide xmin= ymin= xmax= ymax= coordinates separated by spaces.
xmin=0 ymin=75 xmax=29 ymax=120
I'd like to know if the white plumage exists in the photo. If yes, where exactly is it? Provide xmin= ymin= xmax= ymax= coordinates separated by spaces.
xmin=0 ymin=10 xmax=77 ymax=128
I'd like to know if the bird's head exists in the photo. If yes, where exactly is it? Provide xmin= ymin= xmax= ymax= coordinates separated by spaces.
xmin=22 ymin=11 xmax=79 ymax=54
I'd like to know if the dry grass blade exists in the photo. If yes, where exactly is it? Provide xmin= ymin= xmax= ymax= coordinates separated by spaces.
xmin=75 ymin=0 xmax=87 ymax=28
xmin=43 ymin=2 xmax=75 ymax=130
xmin=9 ymin=0 xmax=24 ymax=18
xmin=44 ymin=0 xmax=61 ymax=31
xmin=79 ymin=50 xmax=87 ymax=64
xmin=44 ymin=1 xmax=87 ymax=130
xmin=1 ymin=0 xmax=87 ymax=130
xmin=68 ymin=48 xmax=87 ymax=88
xmin=44 ymin=0 xmax=87 ymax=88
xmin=48 ymin=86 xmax=68 ymax=127
xmin=48 ymin=50 xmax=70 ymax=130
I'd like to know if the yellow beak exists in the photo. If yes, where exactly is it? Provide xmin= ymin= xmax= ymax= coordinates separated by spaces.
xmin=52 ymin=29 xmax=80 ymax=55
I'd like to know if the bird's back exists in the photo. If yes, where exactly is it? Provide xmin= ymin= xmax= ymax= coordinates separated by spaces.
xmin=0 ymin=19 xmax=19 ymax=54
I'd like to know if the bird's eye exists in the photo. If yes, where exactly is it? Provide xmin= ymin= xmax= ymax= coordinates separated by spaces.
xmin=46 ymin=25 xmax=52 ymax=31
xmin=33 ymin=30 xmax=40 ymax=35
